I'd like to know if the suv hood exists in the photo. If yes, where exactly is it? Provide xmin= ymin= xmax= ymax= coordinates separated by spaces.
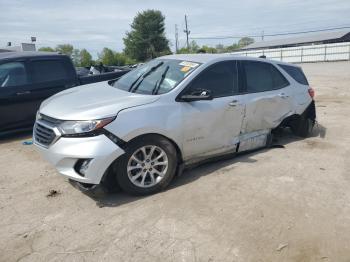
xmin=39 ymin=81 xmax=160 ymax=120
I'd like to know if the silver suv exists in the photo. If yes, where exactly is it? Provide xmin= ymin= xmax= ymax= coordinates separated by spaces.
xmin=34 ymin=54 xmax=316 ymax=195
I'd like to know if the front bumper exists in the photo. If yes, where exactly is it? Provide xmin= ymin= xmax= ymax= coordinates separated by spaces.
xmin=34 ymin=134 xmax=125 ymax=184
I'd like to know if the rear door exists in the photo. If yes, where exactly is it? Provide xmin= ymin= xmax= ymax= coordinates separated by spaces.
xmin=0 ymin=60 xmax=34 ymax=132
xmin=239 ymin=60 xmax=293 ymax=134
xmin=26 ymin=57 xmax=77 ymax=118
xmin=277 ymin=64 xmax=312 ymax=111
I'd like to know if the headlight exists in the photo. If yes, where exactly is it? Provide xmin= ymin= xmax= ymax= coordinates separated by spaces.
xmin=58 ymin=117 xmax=115 ymax=135
xmin=36 ymin=111 xmax=41 ymax=120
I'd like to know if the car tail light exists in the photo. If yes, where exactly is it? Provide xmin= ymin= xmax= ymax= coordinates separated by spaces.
xmin=308 ymin=87 xmax=315 ymax=98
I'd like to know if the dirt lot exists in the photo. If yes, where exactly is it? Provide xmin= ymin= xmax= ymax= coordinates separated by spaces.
xmin=1 ymin=61 xmax=350 ymax=262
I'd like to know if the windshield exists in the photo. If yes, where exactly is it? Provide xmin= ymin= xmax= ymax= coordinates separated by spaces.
xmin=113 ymin=59 xmax=201 ymax=95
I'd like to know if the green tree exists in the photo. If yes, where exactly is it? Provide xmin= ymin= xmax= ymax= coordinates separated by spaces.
xmin=200 ymin=45 xmax=217 ymax=54
xmin=124 ymin=10 xmax=170 ymax=61
xmin=238 ymin=37 xmax=254 ymax=48
xmin=99 ymin=48 xmax=116 ymax=66
xmin=225 ymin=43 xmax=240 ymax=52
xmin=177 ymin=41 xmax=200 ymax=54
xmin=38 ymin=47 xmax=55 ymax=52
xmin=79 ymin=49 xmax=93 ymax=67
xmin=177 ymin=47 xmax=190 ymax=54
xmin=71 ymin=49 xmax=81 ymax=66
xmin=55 ymin=44 xmax=74 ymax=57
xmin=189 ymin=41 xmax=200 ymax=53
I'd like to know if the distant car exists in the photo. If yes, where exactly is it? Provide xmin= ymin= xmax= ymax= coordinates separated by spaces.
xmin=0 ymin=51 xmax=129 ymax=134
xmin=75 ymin=67 xmax=90 ymax=77
xmin=34 ymin=54 xmax=316 ymax=195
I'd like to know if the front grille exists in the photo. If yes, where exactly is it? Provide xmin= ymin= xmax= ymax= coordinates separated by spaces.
xmin=33 ymin=114 xmax=62 ymax=147
xmin=39 ymin=114 xmax=61 ymax=125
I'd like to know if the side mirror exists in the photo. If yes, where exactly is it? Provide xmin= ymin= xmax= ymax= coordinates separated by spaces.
xmin=180 ymin=89 xmax=213 ymax=102
xmin=107 ymin=77 xmax=121 ymax=86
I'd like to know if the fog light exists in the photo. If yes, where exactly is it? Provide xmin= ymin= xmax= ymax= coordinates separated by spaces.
xmin=75 ymin=159 xmax=92 ymax=177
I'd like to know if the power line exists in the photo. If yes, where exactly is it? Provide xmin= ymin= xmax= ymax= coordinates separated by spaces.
xmin=189 ymin=25 xmax=350 ymax=40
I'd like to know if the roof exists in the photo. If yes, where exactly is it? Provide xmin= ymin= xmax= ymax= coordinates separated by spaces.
xmin=161 ymin=53 xmax=276 ymax=64
xmin=241 ymin=30 xmax=350 ymax=50
xmin=0 ymin=51 xmax=64 ymax=60
xmin=160 ymin=54 xmax=232 ymax=63
xmin=160 ymin=53 xmax=297 ymax=67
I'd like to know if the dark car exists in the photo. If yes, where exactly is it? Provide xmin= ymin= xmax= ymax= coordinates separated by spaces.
xmin=0 ymin=51 xmax=129 ymax=135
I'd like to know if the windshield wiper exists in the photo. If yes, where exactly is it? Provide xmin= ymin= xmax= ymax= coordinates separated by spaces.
xmin=152 ymin=66 xmax=170 ymax=95
xmin=128 ymin=62 xmax=164 ymax=93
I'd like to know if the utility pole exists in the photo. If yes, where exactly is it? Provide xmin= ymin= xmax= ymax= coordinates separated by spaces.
xmin=184 ymin=15 xmax=190 ymax=50
xmin=261 ymin=30 xmax=265 ymax=41
xmin=175 ymin=24 xmax=179 ymax=53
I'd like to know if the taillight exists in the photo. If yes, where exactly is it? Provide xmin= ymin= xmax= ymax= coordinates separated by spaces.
xmin=308 ymin=87 xmax=315 ymax=99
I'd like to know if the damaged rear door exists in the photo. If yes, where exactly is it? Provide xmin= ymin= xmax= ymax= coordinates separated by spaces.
xmin=239 ymin=60 xmax=293 ymax=133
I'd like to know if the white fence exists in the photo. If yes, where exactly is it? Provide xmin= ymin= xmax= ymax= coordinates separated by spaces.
xmin=232 ymin=42 xmax=350 ymax=63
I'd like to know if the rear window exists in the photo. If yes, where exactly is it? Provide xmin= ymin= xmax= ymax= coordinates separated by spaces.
xmin=31 ymin=59 xmax=70 ymax=84
xmin=278 ymin=64 xmax=309 ymax=85
xmin=242 ymin=61 xmax=289 ymax=93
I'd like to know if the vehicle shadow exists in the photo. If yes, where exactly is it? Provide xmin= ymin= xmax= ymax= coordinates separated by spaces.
xmin=0 ymin=130 xmax=33 ymax=145
xmin=89 ymin=124 xmax=327 ymax=208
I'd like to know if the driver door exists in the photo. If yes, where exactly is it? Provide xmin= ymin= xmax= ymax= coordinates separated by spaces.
xmin=0 ymin=60 xmax=33 ymax=132
xmin=179 ymin=61 xmax=245 ymax=161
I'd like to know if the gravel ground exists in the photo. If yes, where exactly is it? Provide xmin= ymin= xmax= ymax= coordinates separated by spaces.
xmin=1 ymin=61 xmax=350 ymax=262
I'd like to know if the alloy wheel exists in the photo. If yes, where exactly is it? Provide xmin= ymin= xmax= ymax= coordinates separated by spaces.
xmin=127 ymin=145 xmax=169 ymax=188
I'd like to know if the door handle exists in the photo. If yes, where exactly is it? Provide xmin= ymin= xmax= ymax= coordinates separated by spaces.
xmin=229 ymin=100 xmax=239 ymax=107
xmin=16 ymin=91 xmax=31 ymax=96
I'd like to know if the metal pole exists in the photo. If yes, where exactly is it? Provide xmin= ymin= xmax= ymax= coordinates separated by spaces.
xmin=280 ymin=49 xmax=283 ymax=61
xmin=301 ymin=47 xmax=303 ymax=63
xmin=175 ymin=24 xmax=179 ymax=53
xmin=324 ymin=45 xmax=327 ymax=62
xmin=184 ymin=15 xmax=190 ymax=50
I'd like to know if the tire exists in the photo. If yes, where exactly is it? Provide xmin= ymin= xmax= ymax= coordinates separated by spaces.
xmin=115 ymin=135 xmax=178 ymax=196
xmin=291 ymin=116 xmax=314 ymax=138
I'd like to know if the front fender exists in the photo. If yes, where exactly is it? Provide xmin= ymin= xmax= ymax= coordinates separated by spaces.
xmin=104 ymin=102 xmax=183 ymax=152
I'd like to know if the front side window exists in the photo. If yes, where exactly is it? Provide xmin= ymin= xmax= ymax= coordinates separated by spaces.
xmin=187 ymin=61 xmax=237 ymax=98
xmin=31 ymin=60 xmax=70 ymax=84
xmin=243 ymin=61 xmax=289 ymax=93
xmin=0 ymin=62 xmax=28 ymax=87
xmin=113 ymin=59 xmax=200 ymax=95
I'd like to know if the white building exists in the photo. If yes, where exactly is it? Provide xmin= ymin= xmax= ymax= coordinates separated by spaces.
xmin=0 ymin=43 xmax=36 ymax=53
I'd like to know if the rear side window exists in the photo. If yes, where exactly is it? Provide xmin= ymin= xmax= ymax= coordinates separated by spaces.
xmin=242 ymin=61 xmax=289 ymax=93
xmin=0 ymin=62 xmax=28 ymax=87
xmin=31 ymin=59 xmax=70 ymax=84
xmin=278 ymin=64 xmax=309 ymax=85
xmin=188 ymin=61 xmax=237 ymax=98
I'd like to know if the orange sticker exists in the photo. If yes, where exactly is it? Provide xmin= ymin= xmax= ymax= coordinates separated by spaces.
xmin=181 ymin=66 xmax=191 ymax=72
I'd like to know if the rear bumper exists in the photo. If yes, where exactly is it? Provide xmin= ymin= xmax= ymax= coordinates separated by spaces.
xmin=34 ymin=134 xmax=125 ymax=184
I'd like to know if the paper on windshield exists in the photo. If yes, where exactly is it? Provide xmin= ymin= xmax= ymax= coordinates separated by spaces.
xmin=179 ymin=61 xmax=199 ymax=68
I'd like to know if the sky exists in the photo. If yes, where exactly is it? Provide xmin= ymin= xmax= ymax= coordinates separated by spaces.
xmin=1 ymin=0 xmax=350 ymax=58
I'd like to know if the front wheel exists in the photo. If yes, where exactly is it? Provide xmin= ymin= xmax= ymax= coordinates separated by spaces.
xmin=115 ymin=135 xmax=178 ymax=195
